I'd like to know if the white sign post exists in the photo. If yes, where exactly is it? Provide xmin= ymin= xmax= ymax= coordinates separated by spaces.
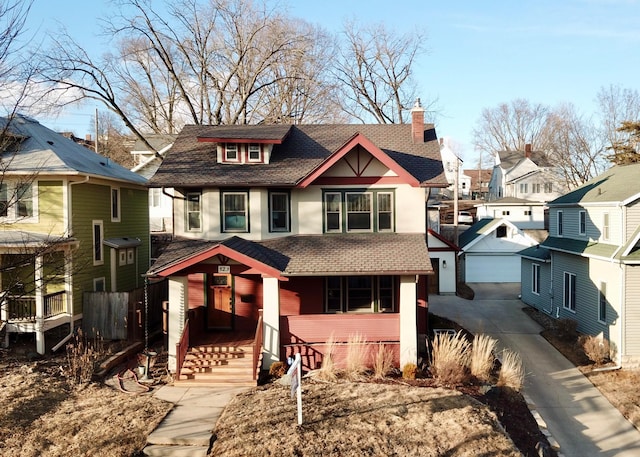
xmin=286 ymin=353 xmax=303 ymax=425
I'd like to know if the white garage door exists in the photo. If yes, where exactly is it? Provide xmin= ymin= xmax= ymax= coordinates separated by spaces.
xmin=466 ymin=255 xmax=521 ymax=283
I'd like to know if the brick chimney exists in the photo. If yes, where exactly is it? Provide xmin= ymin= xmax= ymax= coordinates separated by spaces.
xmin=524 ymin=143 xmax=532 ymax=158
xmin=86 ymin=134 xmax=92 ymax=142
xmin=411 ymin=98 xmax=425 ymax=143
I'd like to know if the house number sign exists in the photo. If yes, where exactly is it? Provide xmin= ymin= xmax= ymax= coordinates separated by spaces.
xmin=217 ymin=265 xmax=231 ymax=273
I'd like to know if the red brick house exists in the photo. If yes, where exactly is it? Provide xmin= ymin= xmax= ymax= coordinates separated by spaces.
xmin=147 ymin=103 xmax=447 ymax=384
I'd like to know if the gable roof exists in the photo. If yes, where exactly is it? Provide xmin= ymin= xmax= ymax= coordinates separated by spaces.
xmin=149 ymin=124 xmax=447 ymax=188
xmin=427 ymin=229 xmax=461 ymax=251
xmin=549 ymin=162 xmax=640 ymax=206
xmin=497 ymin=149 xmax=553 ymax=170
xmin=0 ymin=115 xmax=147 ymax=185
xmin=458 ymin=217 xmax=536 ymax=251
xmin=148 ymin=233 xmax=433 ymax=277
xmin=477 ymin=197 xmax=545 ymax=207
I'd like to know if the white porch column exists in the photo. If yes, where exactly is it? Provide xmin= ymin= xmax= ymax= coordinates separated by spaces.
xmin=399 ymin=275 xmax=418 ymax=368
xmin=64 ymin=247 xmax=73 ymax=315
xmin=262 ymin=276 xmax=280 ymax=370
xmin=34 ymin=254 xmax=45 ymax=354
xmin=167 ymin=275 xmax=189 ymax=372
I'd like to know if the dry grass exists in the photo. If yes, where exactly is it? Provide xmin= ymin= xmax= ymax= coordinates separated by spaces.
xmin=580 ymin=335 xmax=610 ymax=365
xmin=65 ymin=330 xmax=105 ymax=385
xmin=345 ymin=333 xmax=367 ymax=380
xmin=372 ymin=343 xmax=394 ymax=379
xmin=497 ymin=350 xmax=524 ymax=391
xmin=315 ymin=335 xmax=338 ymax=382
xmin=210 ymin=382 xmax=522 ymax=457
xmin=430 ymin=331 xmax=471 ymax=385
xmin=471 ymin=334 xmax=497 ymax=383
xmin=0 ymin=358 xmax=171 ymax=457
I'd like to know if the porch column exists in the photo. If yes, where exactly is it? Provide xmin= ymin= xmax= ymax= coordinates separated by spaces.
xmin=399 ymin=275 xmax=418 ymax=368
xmin=34 ymin=254 xmax=45 ymax=354
xmin=64 ymin=246 xmax=73 ymax=315
xmin=167 ymin=275 xmax=189 ymax=372
xmin=262 ymin=276 xmax=280 ymax=370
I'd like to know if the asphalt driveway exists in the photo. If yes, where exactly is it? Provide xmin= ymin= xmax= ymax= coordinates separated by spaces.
xmin=429 ymin=283 xmax=640 ymax=457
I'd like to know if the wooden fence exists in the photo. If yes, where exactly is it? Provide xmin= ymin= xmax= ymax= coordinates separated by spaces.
xmin=82 ymin=279 xmax=167 ymax=341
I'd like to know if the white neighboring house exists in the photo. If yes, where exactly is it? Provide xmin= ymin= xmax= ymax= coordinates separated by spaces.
xmin=458 ymin=218 xmax=538 ymax=283
xmin=475 ymin=197 xmax=546 ymax=230
xmin=439 ymin=137 xmax=471 ymax=199
xmin=130 ymin=134 xmax=177 ymax=232
xmin=426 ymin=229 xmax=459 ymax=295
xmin=487 ymin=144 xmax=567 ymax=202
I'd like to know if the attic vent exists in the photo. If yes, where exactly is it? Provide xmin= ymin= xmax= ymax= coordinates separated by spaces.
xmin=597 ymin=187 xmax=602 ymax=195
xmin=47 ymin=140 xmax=54 ymax=145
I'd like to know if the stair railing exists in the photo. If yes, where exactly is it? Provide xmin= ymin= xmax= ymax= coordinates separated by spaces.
xmin=175 ymin=318 xmax=190 ymax=380
xmin=252 ymin=310 xmax=263 ymax=380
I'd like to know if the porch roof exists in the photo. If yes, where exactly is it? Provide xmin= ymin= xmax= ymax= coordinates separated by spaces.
xmin=0 ymin=231 xmax=77 ymax=250
xmin=148 ymin=233 xmax=433 ymax=277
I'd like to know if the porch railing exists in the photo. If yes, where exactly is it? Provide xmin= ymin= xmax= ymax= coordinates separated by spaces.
xmin=6 ymin=291 xmax=68 ymax=321
xmin=175 ymin=318 xmax=190 ymax=380
xmin=253 ymin=310 xmax=263 ymax=380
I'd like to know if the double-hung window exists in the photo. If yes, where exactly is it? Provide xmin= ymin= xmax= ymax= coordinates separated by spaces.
xmin=92 ymin=220 xmax=104 ymax=265
xmin=323 ymin=189 xmax=394 ymax=233
xmin=186 ymin=191 xmax=202 ymax=231
xmin=579 ymin=210 xmax=586 ymax=235
xmin=111 ymin=187 xmax=120 ymax=222
xmin=532 ymin=264 xmax=540 ymax=295
xmin=557 ymin=211 xmax=564 ymax=236
xmin=603 ymin=213 xmax=610 ymax=241
xmin=222 ymin=191 xmax=249 ymax=232
xmin=225 ymin=144 xmax=238 ymax=162
xmin=563 ymin=272 xmax=576 ymax=311
xmin=0 ymin=181 xmax=37 ymax=221
xmin=248 ymin=144 xmax=261 ymax=162
xmin=0 ymin=183 xmax=8 ymax=217
xmin=269 ymin=191 xmax=290 ymax=232
xmin=325 ymin=276 xmax=395 ymax=313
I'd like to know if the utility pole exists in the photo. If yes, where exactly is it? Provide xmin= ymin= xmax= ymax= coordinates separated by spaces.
xmin=94 ymin=108 xmax=99 ymax=154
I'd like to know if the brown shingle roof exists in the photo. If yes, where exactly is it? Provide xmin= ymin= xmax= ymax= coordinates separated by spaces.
xmin=149 ymin=124 xmax=446 ymax=188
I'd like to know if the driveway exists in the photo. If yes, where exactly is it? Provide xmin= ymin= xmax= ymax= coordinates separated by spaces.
xmin=429 ymin=283 xmax=640 ymax=457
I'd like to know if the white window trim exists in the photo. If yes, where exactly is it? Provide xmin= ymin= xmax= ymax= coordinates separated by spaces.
xmin=92 ymin=220 xmax=104 ymax=266
xmin=222 ymin=191 xmax=249 ymax=233
xmin=186 ymin=191 xmax=202 ymax=232
xmin=578 ymin=210 xmax=586 ymax=236
xmin=602 ymin=212 xmax=610 ymax=241
xmin=598 ymin=281 xmax=607 ymax=324
xmin=532 ymin=264 xmax=540 ymax=295
xmin=93 ymin=277 xmax=106 ymax=292
xmin=127 ymin=248 xmax=135 ymax=265
xmin=224 ymin=143 xmax=239 ymax=162
xmin=247 ymin=144 xmax=262 ymax=162
xmin=557 ymin=210 xmax=564 ymax=237
xmin=0 ymin=180 xmax=39 ymax=223
xmin=111 ymin=187 xmax=121 ymax=222
xmin=269 ymin=191 xmax=290 ymax=232
xmin=563 ymin=272 xmax=576 ymax=312
xmin=118 ymin=249 xmax=127 ymax=266
xmin=324 ymin=191 xmax=342 ymax=233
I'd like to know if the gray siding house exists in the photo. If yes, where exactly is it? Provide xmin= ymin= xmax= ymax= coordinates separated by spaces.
xmin=519 ymin=162 xmax=640 ymax=367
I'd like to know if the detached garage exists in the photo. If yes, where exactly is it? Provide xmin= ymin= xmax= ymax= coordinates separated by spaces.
xmin=459 ymin=218 xmax=538 ymax=283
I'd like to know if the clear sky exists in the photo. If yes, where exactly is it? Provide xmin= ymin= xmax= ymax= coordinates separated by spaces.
xmin=25 ymin=0 xmax=640 ymax=163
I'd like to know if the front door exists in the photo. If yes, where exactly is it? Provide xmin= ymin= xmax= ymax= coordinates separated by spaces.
xmin=208 ymin=274 xmax=233 ymax=329
xmin=427 ymin=258 xmax=440 ymax=295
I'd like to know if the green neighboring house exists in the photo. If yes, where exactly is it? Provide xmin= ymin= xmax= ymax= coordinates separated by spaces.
xmin=519 ymin=162 xmax=640 ymax=367
xmin=0 ymin=115 xmax=149 ymax=354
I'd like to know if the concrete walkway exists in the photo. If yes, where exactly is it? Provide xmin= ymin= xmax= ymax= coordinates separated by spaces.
xmin=430 ymin=283 xmax=640 ymax=457
xmin=143 ymin=385 xmax=249 ymax=457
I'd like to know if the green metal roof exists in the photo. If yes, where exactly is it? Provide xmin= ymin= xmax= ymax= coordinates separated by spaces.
xmin=518 ymin=245 xmax=551 ymax=262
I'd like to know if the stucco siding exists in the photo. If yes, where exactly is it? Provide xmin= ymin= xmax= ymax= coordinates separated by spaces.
xmin=624 ymin=265 xmax=640 ymax=359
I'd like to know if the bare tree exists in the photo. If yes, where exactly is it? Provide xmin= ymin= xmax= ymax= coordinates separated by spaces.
xmin=335 ymin=21 xmax=428 ymax=124
xmin=595 ymin=84 xmax=640 ymax=150
xmin=92 ymin=110 xmax=135 ymax=168
xmin=473 ymin=99 xmax=550 ymax=155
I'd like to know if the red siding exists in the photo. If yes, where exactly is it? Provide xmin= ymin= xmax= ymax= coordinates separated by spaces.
xmin=188 ymin=274 xmax=205 ymax=309
xmin=284 ymin=342 xmax=400 ymax=372
xmin=281 ymin=313 xmax=399 ymax=344
xmin=232 ymin=275 xmax=262 ymax=331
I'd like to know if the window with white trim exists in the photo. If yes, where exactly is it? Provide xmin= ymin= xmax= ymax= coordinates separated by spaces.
xmin=222 ymin=191 xmax=249 ymax=232
xmin=149 ymin=188 xmax=162 ymax=208
xmin=224 ymin=144 xmax=239 ymax=162
xmin=269 ymin=191 xmax=289 ymax=232
xmin=563 ymin=272 xmax=576 ymax=311
xmin=323 ymin=189 xmax=395 ymax=233
xmin=579 ymin=210 xmax=586 ymax=235
xmin=603 ymin=212 xmax=610 ymax=241
xmin=325 ymin=276 xmax=395 ymax=313
xmin=598 ymin=282 xmax=607 ymax=323
xmin=93 ymin=220 xmax=104 ymax=265
xmin=544 ymin=182 xmax=553 ymax=193
xmin=0 ymin=181 xmax=38 ymax=220
xmin=186 ymin=191 xmax=202 ymax=231
xmin=248 ymin=144 xmax=261 ymax=162
xmin=532 ymin=264 xmax=540 ymax=295
xmin=519 ymin=183 xmax=528 ymax=193
xmin=532 ymin=183 xmax=540 ymax=193
xmin=111 ymin=187 xmax=121 ymax=222
xmin=557 ymin=210 xmax=564 ymax=236
xmin=93 ymin=277 xmax=105 ymax=292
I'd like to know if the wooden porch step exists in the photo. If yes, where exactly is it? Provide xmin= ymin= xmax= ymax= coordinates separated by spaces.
xmin=183 ymin=358 xmax=253 ymax=368
xmin=185 ymin=351 xmax=248 ymax=360
xmin=180 ymin=366 xmax=255 ymax=376
xmin=174 ymin=378 xmax=256 ymax=387
xmin=190 ymin=345 xmax=252 ymax=353
xmin=176 ymin=342 xmax=258 ymax=385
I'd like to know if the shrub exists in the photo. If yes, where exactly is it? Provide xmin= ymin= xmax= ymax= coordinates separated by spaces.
xmin=470 ymin=334 xmax=497 ymax=383
xmin=402 ymin=363 xmax=418 ymax=380
xmin=316 ymin=335 xmax=338 ymax=382
xmin=497 ymin=349 xmax=524 ymax=391
xmin=345 ymin=333 xmax=368 ymax=380
xmin=65 ymin=329 xmax=104 ymax=385
xmin=556 ymin=318 xmax=578 ymax=341
xmin=269 ymin=361 xmax=286 ymax=378
xmin=430 ymin=331 xmax=471 ymax=385
xmin=372 ymin=343 xmax=395 ymax=379
xmin=581 ymin=335 xmax=610 ymax=365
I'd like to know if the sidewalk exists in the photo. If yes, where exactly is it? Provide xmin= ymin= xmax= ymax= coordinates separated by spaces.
xmin=143 ymin=385 xmax=249 ymax=457
xmin=430 ymin=284 xmax=640 ymax=457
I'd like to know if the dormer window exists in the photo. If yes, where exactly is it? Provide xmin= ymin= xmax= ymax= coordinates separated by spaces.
xmin=248 ymin=144 xmax=262 ymax=162
xmin=225 ymin=144 xmax=239 ymax=162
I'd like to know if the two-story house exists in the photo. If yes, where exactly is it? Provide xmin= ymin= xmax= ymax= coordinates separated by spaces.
xmin=519 ymin=163 xmax=640 ymax=367
xmin=0 ymin=115 xmax=149 ymax=354
xmin=146 ymin=104 xmax=447 ymax=384
xmin=439 ymin=137 xmax=470 ymax=199
xmin=488 ymin=144 xmax=567 ymax=202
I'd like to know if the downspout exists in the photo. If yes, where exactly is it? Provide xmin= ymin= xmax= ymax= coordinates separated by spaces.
xmin=545 ymin=251 xmax=554 ymax=314
xmin=53 ymin=176 xmax=90 ymax=352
